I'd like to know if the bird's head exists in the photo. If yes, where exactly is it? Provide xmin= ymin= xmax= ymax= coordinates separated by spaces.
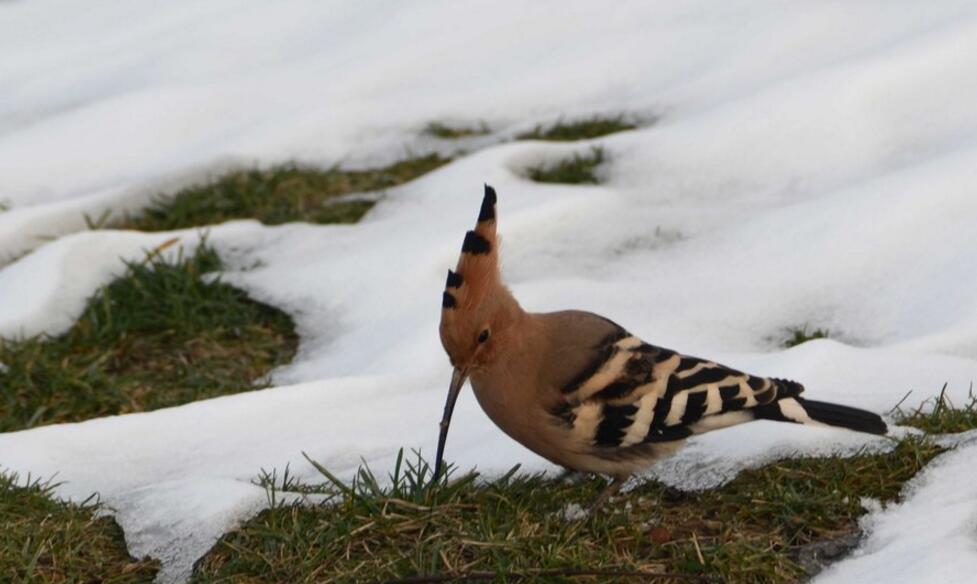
xmin=435 ymin=184 xmax=520 ymax=478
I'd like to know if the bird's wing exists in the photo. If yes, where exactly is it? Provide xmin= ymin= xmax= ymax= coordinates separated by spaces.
xmin=552 ymin=330 xmax=804 ymax=449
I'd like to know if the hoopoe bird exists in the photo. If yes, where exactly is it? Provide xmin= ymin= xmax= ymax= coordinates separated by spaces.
xmin=436 ymin=186 xmax=887 ymax=507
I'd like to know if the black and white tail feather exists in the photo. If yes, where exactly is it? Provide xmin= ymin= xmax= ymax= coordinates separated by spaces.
xmin=553 ymin=322 xmax=887 ymax=454
xmin=755 ymin=397 xmax=888 ymax=435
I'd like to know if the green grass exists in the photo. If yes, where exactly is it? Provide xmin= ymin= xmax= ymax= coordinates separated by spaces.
xmin=526 ymin=146 xmax=606 ymax=185
xmin=1 ymin=471 xmax=158 ymax=583
xmin=117 ymin=154 xmax=449 ymax=231
xmin=782 ymin=325 xmax=830 ymax=348
xmin=424 ymin=121 xmax=491 ymax=139
xmin=194 ymin=439 xmax=939 ymax=583
xmin=517 ymin=115 xmax=639 ymax=142
xmin=892 ymin=384 xmax=977 ymax=434
xmin=0 ymin=241 xmax=298 ymax=432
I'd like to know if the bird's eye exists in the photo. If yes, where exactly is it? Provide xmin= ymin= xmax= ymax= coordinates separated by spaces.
xmin=477 ymin=329 xmax=490 ymax=344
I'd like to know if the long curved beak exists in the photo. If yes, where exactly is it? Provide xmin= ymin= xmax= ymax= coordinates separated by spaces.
xmin=433 ymin=367 xmax=468 ymax=480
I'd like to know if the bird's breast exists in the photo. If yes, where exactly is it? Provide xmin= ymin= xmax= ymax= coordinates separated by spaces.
xmin=468 ymin=373 xmax=592 ymax=470
xmin=468 ymin=376 xmax=529 ymax=438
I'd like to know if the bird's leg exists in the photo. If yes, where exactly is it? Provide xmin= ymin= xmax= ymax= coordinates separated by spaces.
xmin=588 ymin=475 xmax=629 ymax=513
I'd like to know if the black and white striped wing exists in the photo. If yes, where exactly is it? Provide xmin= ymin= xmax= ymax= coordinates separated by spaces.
xmin=554 ymin=331 xmax=804 ymax=449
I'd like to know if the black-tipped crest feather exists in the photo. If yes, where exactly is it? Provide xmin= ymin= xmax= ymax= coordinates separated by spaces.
xmin=478 ymin=184 xmax=497 ymax=222
xmin=442 ymin=291 xmax=456 ymax=309
xmin=445 ymin=270 xmax=463 ymax=288
xmin=461 ymin=230 xmax=491 ymax=254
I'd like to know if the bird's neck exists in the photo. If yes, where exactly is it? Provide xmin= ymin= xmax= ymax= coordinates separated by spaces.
xmin=475 ymin=289 xmax=542 ymax=386
xmin=487 ymin=284 xmax=528 ymax=333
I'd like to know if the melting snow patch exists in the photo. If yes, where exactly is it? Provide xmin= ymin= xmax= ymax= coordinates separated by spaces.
xmin=644 ymin=422 xmax=895 ymax=491
xmin=816 ymin=441 xmax=977 ymax=584
xmin=112 ymin=479 xmax=269 ymax=584
xmin=561 ymin=503 xmax=588 ymax=522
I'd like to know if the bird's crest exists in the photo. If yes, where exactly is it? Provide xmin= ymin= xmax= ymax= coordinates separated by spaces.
xmin=441 ymin=184 xmax=499 ymax=315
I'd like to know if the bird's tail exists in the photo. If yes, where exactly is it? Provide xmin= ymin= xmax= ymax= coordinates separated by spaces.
xmin=754 ymin=396 xmax=887 ymax=435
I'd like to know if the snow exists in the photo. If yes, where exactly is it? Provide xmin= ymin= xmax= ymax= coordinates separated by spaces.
xmin=814 ymin=432 xmax=977 ymax=583
xmin=2 ymin=1 xmax=977 ymax=581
